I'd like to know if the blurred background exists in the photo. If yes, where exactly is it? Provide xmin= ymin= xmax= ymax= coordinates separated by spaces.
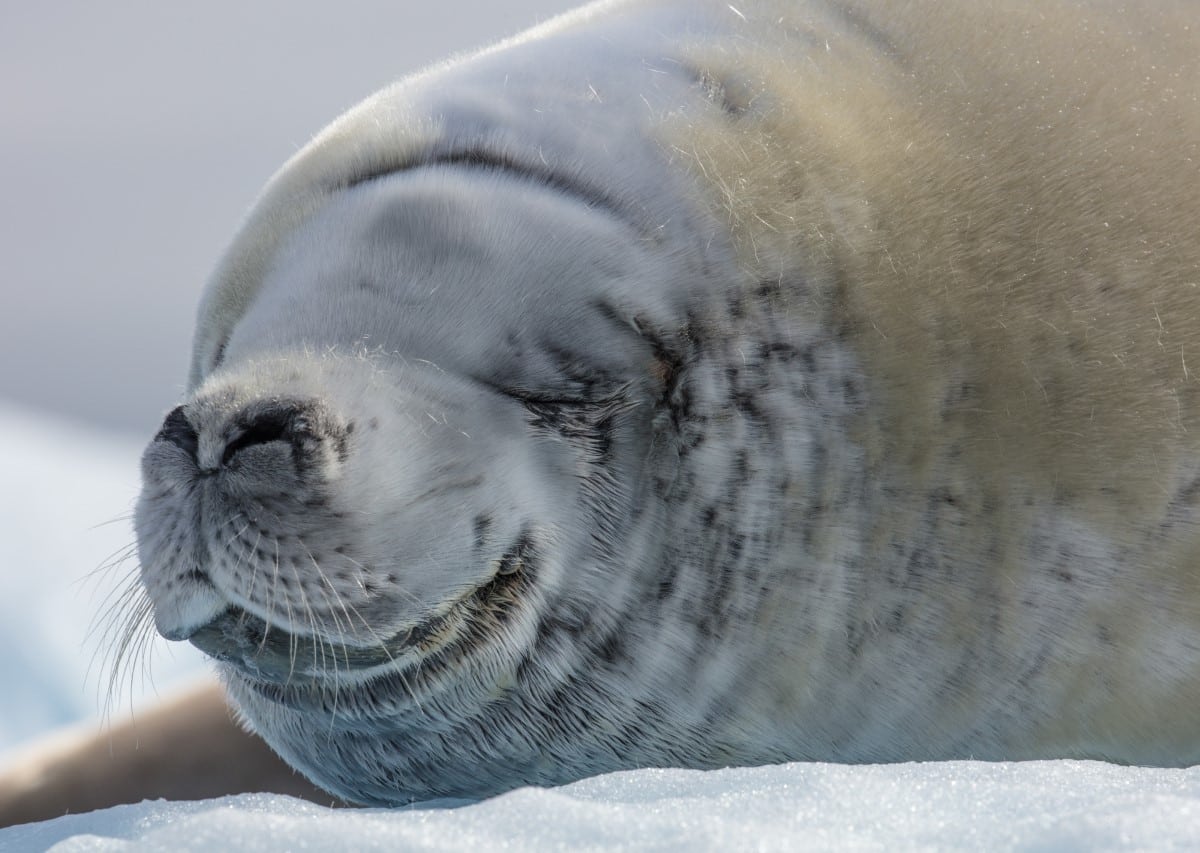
xmin=2 ymin=0 xmax=582 ymax=434
xmin=0 ymin=0 xmax=579 ymax=754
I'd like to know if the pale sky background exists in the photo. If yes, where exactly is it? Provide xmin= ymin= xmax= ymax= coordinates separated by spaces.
xmin=0 ymin=1 xmax=581 ymax=438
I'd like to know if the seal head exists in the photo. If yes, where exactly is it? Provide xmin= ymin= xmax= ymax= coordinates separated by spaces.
xmin=134 ymin=142 xmax=748 ymax=801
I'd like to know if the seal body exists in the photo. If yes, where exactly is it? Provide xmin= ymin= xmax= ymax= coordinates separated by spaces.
xmin=134 ymin=0 xmax=1200 ymax=805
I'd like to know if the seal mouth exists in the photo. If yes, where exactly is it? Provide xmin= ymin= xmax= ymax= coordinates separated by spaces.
xmin=189 ymin=538 xmax=533 ymax=686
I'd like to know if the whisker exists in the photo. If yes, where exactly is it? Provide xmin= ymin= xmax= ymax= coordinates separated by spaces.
xmin=87 ymin=511 xmax=136 ymax=531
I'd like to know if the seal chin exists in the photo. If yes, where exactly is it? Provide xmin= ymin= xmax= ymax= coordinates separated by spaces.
xmin=186 ymin=544 xmax=530 ymax=687
xmin=152 ymin=579 xmax=227 ymax=642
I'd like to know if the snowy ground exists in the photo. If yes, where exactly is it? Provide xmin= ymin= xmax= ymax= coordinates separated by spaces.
xmin=3 ymin=401 xmax=1200 ymax=851
xmin=5 ymin=762 xmax=1200 ymax=851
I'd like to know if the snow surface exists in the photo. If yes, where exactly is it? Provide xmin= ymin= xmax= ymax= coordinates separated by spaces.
xmin=5 ymin=762 xmax=1200 ymax=851
xmin=3 ymin=401 xmax=1200 ymax=851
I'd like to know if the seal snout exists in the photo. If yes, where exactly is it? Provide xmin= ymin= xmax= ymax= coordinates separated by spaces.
xmin=138 ymin=388 xmax=366 ymax=656
xmin=154 ymin=399 xmax=339 ymax=476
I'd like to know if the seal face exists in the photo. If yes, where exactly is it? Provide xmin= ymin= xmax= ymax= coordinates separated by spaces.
xmin=132 ymin=0 xmax=1200 ymax=805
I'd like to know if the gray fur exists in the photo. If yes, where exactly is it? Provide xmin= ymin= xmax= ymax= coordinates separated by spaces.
xmin=133 ymin=0 xmax=1200 ymax=805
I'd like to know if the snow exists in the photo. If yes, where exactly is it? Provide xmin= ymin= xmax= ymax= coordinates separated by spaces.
xmin=5 ymin=762 xmax=1200 ymax=851
xmin=3 ymin=401 xmax=1200 ymax=850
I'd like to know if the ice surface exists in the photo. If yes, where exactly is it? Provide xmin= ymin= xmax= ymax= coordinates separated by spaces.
xmin=3 ymin=761 xmax=1200 ymax=851
xmin=3 ymin=403 xmax=1199 ymax=851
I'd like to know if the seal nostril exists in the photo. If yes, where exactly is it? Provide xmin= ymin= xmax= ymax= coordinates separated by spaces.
xmin=222 ymin=409 xmax=294 ymax=466
xmin=156 ymin=405 xmax=199 ymax=460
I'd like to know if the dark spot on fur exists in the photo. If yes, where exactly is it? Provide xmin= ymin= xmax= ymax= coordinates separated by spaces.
xmin=846 ymin=623 xmax=866 ymax=658
xmin=734 ymin=390 xmax=761 ymax=419
xmin=596 ymin=632 xmax=624 ymax=664
xmin=727 ymin=534 xmax=745 ymax=563
xmin=211 ymin=338 xmax=228 ymax=371
xmin=473 ymin=515 xmax=493 ymax=550
xmin=733 ymin=450 xmax=750 ymax=483
xmin=535 ymin=614 xmax=583 ymax=651
xmin=933 ymin=488 xmax=958 ymax=507
xmin=756 ymin=279 xmax=782 ymax=299
xmin=727 ymin=294 xmax=745 ymax=319
xmin=685 ymin=64 xmax=752 ymax=118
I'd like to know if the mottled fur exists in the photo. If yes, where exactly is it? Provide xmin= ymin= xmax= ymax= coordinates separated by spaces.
xmin=664 ymin=0 xmax=1200 ymax=759
xmin=156 ymin=0 xmax=1200 ymax=801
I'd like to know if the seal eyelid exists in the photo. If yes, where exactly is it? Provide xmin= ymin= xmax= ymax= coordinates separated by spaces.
xmin=511 ymin=391 xmax=601 ymax=407
xmin=473 ymin=376 xmax=599 ymax=408
xmin=503 ymin=384 xmax=636 ymax=411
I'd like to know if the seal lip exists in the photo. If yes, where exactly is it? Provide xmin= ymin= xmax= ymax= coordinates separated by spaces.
xmin=190 ymin=541 xmax=533 ymax=688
